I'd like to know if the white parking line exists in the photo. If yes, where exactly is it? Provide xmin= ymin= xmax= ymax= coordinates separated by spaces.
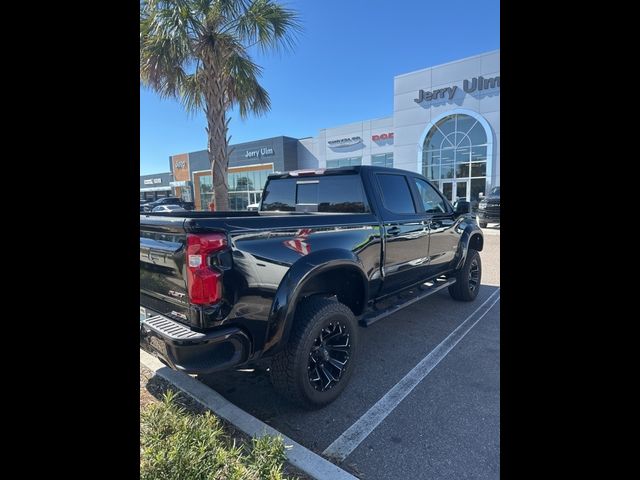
xmin=323 ymin=288 xmax=501 ymax=461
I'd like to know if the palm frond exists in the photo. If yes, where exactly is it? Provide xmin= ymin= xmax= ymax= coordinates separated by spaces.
xmin=233 ymin=0 xmax=302 ymax=53
xmin=225 ymin=48 xmax=270 ymax=118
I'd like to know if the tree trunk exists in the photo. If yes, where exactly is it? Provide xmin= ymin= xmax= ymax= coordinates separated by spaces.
xmin=202 ymin=49 xmax=229 ymax=211
xmin=207 ymin=106 xmax=229 ymax=211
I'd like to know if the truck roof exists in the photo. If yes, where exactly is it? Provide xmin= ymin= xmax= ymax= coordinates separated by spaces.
xmin=267 ymin=165 xmax=419 ymax=180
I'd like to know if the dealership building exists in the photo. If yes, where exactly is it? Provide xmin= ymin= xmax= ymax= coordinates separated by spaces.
xmin=141 ymin=49 xmax=499 ymax=210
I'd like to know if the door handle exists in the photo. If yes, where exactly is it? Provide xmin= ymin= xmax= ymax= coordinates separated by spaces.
xmin=387 ymin=226 xmax=401 ymax=236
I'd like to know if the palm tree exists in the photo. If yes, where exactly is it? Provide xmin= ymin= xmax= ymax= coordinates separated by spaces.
xmin=140 ymin=0 xmax=300 ymax=211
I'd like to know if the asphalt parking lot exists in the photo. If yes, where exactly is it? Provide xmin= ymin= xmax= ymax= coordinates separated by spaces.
xmin=199 ymin=233 xmax=500 ymax=479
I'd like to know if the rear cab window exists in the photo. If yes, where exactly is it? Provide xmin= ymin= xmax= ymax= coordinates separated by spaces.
xmin=261 ymin=174 xmax=370 ymax=213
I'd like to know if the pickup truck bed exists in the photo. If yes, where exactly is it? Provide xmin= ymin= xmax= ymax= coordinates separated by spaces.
xmin=140 ymin=166 xmax=483 ymax=408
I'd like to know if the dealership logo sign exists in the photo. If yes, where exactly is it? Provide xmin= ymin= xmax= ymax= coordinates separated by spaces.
xmin=143 ymin=178 xmax=163 ymax=185
xmin=414 ymin=75 xmax=500 ymax=103
xmin=328 ymin=136 xmax=362 ymax=148
xmin=174 ymin=160 xmax=187 ymax=169
xmin=372 ymin=132 xmax=394 ymax=142
xmin=245 ymin=147 xmax=274 ymax=159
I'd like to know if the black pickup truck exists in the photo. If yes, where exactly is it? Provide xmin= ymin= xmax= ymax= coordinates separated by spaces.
xmin=140 ymin=166 xmax=483 ymax=408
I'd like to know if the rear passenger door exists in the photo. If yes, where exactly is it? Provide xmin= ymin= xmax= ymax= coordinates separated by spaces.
xmin=375 ymin=173 xmax=431 ymax=296
xmin=411 ymin=177 xmax=459 ymax=277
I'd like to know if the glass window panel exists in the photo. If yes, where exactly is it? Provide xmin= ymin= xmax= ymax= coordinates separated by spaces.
xmin=471 ymin=145 xmax=487 ymax=161
xmin=427 ymin=164 xmax=440 ymax=180
xmin=430 ymin=180 xmax=439 ymax=191
xmin=456 ymin=163 xmax=470 ymax=178
xmin=456 ymin=147 xmax=470 ymax=163
xmin=350 ymin=157 xmax=362 ymax=166
xmin=327 ymin=159 xmax=339 ymax=168
xmin=441 ymin=165 xmax=454 ymax=179
xmin=424 ymin=150 xmax=440 ymax=167
xmin=441 ymin=148 xmax=455 ymax=164
xmin=456 ymin=115 xmax=477 ymax=134
xmin=317 ymin=175 xmax=368 ymax=212
xmin=372 ymin=154 xmax=385 ymax=166
xmin=468 ymin=123 xmax=487 ymax=145
xmin=297 ymin=183 xmax=318 ymax=204
xmin=424 ymin=128 xmax=445 ymax=151
xmin=376 ymin=174 xmax=416 ymax=214
xmin=470 ymin=178 xmax=486 ymax=209
xmin=436 ymin=116 xmax=456 ymax=137
xmin=456 ymin=134 xmax=471 ymax=148
xmin=471 ymin=162 xmax=487 ymax=177
xmin=441 ymin=182 xmax=453 ymax=202
xmin=443 ymin=132 xmax=456 ymax=148
xmin=456 ymin=181 xmax=467 ymax=200
xmin=414 ymin=178 xmax=448 ymax=214
xmin=261 ymin=179 xmax=296 ymax=211
xmin=239 ymin=175 xmax=251 ymax=191
xmin=386 ymin=153 xmax=393 ymax=168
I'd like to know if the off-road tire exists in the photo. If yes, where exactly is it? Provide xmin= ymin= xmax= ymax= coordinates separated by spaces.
xmin=270 ymin=297 xmax=358 ymax=409
xmin=449 ymin=249 xmax=482 ymax=301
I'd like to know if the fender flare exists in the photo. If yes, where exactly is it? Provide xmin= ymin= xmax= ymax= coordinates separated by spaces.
xmin=263 ymin=248 xmax=368 ymax=354
xmin=453 ymin=222 xmax=484 ymax=271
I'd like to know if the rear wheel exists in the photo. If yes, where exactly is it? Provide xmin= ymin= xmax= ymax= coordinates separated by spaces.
xmin=270 ymin=297 xmax=358 ymax=409
xmin=449 ymin=249 xmax=482 ymax=301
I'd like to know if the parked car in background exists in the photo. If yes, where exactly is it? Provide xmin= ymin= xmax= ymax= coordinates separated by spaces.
xmin=246 ymin=202 xmax=260 ymax=211
xmin=141 ymin=196 xmax=194 ymax=212
xmin=151 ymin=204 xmax=187 ymax=213
xmin=477 ymin=186 xmax=500 ymax=228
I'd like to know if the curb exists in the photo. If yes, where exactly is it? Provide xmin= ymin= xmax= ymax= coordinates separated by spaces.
xmin=140 ymin=349 xmax=359 ymax=480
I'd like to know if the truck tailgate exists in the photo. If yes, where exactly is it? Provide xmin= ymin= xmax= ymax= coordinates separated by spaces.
xmin=140 ymin=217 xmax=190 ymax=320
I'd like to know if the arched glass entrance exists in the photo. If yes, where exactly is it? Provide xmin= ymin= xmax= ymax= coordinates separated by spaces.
xmin=422 ymin=113 xmax=489 ymax=209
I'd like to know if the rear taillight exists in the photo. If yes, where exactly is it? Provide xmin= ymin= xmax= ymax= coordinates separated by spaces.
xmin=186 ymin=233 xmax=227 ymax=305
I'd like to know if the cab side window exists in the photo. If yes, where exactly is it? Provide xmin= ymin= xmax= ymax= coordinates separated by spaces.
xmin=413 ymin=178 xmax=448 ymax=214
xmin=376 ymin=174 xmax=417 ymax=214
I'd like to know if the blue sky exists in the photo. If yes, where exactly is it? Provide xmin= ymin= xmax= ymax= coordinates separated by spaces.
xmin=140 ymin=0 xmax=500 ymax=175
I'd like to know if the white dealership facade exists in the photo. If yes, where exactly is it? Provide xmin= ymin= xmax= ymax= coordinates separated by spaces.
xmin=154 ymin=50 xmax=499 ymax=210
xmin=298 ymin=49 xmax=500 ymax=205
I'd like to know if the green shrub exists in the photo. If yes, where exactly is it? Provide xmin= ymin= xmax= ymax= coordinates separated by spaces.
xmin=140 ymin=391 xmax=292 ymax=480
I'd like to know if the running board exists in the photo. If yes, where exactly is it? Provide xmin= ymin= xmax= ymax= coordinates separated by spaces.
xmin=359 ymin=277 xmax=456 ymax=327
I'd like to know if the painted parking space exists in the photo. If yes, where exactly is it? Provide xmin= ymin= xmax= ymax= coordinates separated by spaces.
xmin=340 ymin=300 xmax=500 ymax=479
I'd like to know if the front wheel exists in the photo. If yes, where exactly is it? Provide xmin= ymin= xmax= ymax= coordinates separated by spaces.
xmin=270 ymin=297 xmax=358 ymax=409
xmin=449 ymin=249 xmax=482 ymax=301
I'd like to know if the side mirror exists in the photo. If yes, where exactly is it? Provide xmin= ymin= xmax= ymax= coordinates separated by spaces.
xmin=454 ymin=200 xmax=471 ymax=215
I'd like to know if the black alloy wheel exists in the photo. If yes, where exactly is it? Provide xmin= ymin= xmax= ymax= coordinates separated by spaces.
xmin=468 ymin=257 xmax=480 ymax=293
xmin=308 ymin=321 xmax=352 ymax=392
